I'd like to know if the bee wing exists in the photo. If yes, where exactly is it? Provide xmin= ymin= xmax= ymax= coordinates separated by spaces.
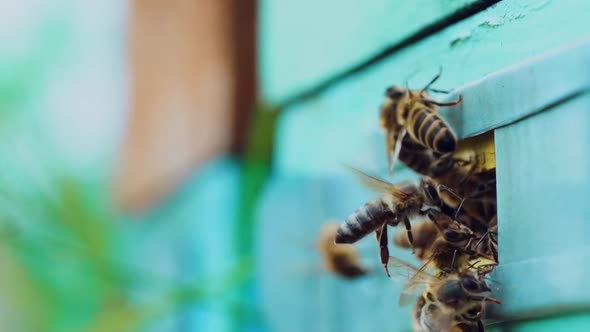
xmin=387 ymin=256 xmax=420 ymax=282
xmin=397 ymin=256 xmax=438 ymax=306
xmin=348 ymin=167 xmax=412 ymax=200
xmin=390 ymin=129 xmax=407 ymax=174
xmin=385 ymin=131 xmax=395 ymax=175
xmin=387 ymin=256 xmax=436 ymax=306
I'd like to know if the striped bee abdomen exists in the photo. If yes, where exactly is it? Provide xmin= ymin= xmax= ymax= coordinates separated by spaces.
xmin=407 ymin=104 xmax=457 ymax=154
xmin=335 ymin=198 xmax=396 ymax=244
xmin=399 ymin=136 xmax=436 ymax=175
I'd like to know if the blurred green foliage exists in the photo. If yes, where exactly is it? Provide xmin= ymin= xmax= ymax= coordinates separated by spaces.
xmin=0 ymin=146 xmax=252 ymax=332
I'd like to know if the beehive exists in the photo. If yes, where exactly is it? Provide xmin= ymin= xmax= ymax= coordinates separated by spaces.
xmin=257 ymin=1 xmax=590 ymax=331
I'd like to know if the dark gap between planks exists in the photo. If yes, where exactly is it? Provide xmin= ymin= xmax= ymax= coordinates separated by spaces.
xmin=276 ymin=0 xmax=503 ymax=111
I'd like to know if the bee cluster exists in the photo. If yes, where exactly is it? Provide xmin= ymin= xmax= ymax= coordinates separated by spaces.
xmin=319 ymin=72 xmax=500 ymax=332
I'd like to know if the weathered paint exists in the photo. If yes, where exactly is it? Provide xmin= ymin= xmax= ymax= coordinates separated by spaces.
xmin=259 ymin=0 xmax=477 ymax=102
xmin=274 ymin=0 xmax=590 ymax=177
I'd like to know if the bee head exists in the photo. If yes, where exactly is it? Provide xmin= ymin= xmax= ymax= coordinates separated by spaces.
xmin=460 ymin=274 xmax=491 ymax=293
xmin=420 ymin=177 xmax=441 ymax=207
xmin=385 ymin=86 xmax=407 ymax=99
xmin=442 ymin=228 xmax=472 ymax=243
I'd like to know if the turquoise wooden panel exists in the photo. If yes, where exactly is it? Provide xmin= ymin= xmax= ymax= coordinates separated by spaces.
xmin=493 ymin=313 xmax=590 ymax=331
xmin=256 ymin=169 xmax=424 ymax=332
xmin=123 ymin=158 xmax=249 ymax=332
xmin=259 ymin=0 xmax=476 ymax=102
xmin=273 ymin=0 xmax=590 ymax=176
xmin=492 ymin=94 xmax=590 ymax=321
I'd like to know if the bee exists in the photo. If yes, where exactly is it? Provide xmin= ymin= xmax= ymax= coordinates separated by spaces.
xmin=425 ymin=152 xmax=497 ymax=233
xmin=393 ymin=219 xmax=438 ymax=261
xmin=398 ymin=135 xmax=440 ymax=176
xmin=473 ymin=216 xmax=498 ymax=263
xmin=380 ymin=70 xmax=463 ymax=173
xmin=388 ymin=257 xmax=500 ymax=332
xmin=334 ymin=168 xmax=460 ymax=277
xmin=394 ymin=212 xmax=493 ymax=274
xmin=443 ymin=176 xmax=497 ymax=234
xmin=316 ymin=223 xmax=369 ymax=279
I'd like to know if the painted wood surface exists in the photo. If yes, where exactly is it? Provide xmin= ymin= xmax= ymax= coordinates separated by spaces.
xmin=256 ymin=172 xmax=420 ymax=332
xmin=258 ymin=0 xmax=477 ymax=102
xmin=273 ymin=0 xmax=590 ymax=177
xmin=256 ymin=1 xmax=590 ymax=331
xmin=492 ymin=93 xmax=590 ymax=323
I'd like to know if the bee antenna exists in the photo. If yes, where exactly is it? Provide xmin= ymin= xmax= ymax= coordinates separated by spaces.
xmin=428 ymin=88 xmax=451 ymax=94
xmin=469 ymin=295 xmax=501 ymax=305
xmin=422 ymin=66 xmax=443 ymax=93
xmin=474 ymin=231 xmax=490 ymax=250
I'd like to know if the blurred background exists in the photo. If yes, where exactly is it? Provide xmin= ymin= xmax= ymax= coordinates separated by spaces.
xmin=0 ymin=0 xmax=261 ymax=331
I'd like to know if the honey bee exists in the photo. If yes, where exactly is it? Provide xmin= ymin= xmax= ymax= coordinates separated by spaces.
xmin=393 ymin=219 xmax=438 ymax=261
xmin=388 ymin=257 xmax=500 ymax=332
xmin=443 ymin=173 xmax=497 ymax=233
xmin=473 ymin=216 xmax=498 ymax=263
xmin=334 ymin=168 xmax=460 ymax=276
xmin=316 ymin=223 xmax=369 ymax=279
xmin=394 ymin=212 xmax=492 ymax=274
xmin=398 ymin=135 xmax=439 ymax=176
xmin=380 ymin=70 xmax=463 ymax=173
xmin=425 ymin=152 xmax=497 ymax=233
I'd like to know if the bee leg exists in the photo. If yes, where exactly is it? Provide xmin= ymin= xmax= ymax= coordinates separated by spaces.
xmin=473 ymin=231 xmax=490 ymax=251
xmin=437 ymin=184 xmax=465 ymax=221
xmin=477 ymin=320 xmax=485 ymax=332
xmin=463 ymin=236 xmax=476 ymax=253
xmin=448 ymin=249 xmax=458 ymax=272
xmin=376 ymin=224 xmax=391 ymax=277
xmin=402 ymin=216 xmax=415 ymax=254
xmin=427 ymin=94 xmax=463 ymax=107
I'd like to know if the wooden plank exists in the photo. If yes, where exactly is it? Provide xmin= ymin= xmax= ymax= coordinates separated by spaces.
xmin=273 ymin=0 xmax=590 ymax=177
xmin=492 ymin=94 xmax=590 ymax=321
xmin=256 ymin=175 xmax=420 ymax=332
xmin=439 ymin=37 xmax=590 ymax=139
xmin=259 ymin=0 xmax=477 ymax=101
xmin=492 ymin=313 xmax=590 ymax=331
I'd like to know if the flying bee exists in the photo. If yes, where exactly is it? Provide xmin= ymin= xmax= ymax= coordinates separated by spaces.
xmin=380 ymin=70 xmax=463 ymax=173
xmin=388 ymin=257 xmax=500 ymax=332
xmin=335 ymin=168 xmax=462 ymax=277
xmin=316 ymin=223 xmax=369 ymax=279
